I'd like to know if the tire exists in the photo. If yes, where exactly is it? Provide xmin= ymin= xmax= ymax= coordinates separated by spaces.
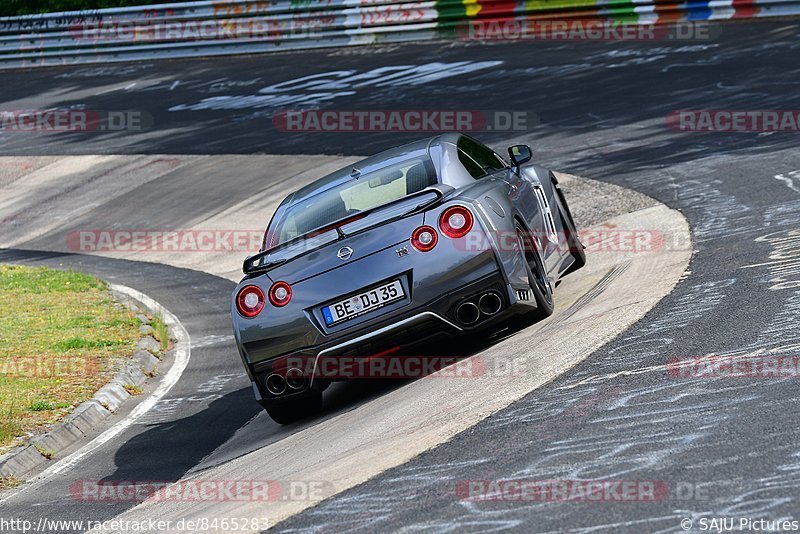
xmin=515 ymin=222 xmax=554 ymax=324
xmin=265 ymin=391 xmax=322 ymax=425
xmin=556 ymin=189 xmax=586 ymax=276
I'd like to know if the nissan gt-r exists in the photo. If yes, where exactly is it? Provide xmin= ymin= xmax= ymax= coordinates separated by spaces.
xmin=231 ymin=133 xmax=585 ymax=424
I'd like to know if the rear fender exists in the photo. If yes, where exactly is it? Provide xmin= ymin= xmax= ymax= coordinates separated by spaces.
xmin=433 ymin=186 xmax=531 ymax=295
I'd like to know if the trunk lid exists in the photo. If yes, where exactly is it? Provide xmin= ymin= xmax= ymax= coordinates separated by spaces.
xmin=245 ymin=191 xmax=441 ymax=283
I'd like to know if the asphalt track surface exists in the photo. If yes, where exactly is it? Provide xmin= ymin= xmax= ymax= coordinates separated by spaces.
xmin=1 ymin=17 xmax=800 ymax=533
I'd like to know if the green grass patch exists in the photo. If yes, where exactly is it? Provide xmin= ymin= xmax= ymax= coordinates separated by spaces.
xmin=0 ymin=420 xmax=23 ymax=448
xmin=150 ymin=314 xmax=170 ymax=351
xmin=52 ymin=337 xmax=125 ymax=352
xmin=0 ymin=265 xmax=139 ymax=453
xmin=29 ymin=400 xmax=54 ymax=412
xmin=0 ymin=265 xmax=103 ymax=293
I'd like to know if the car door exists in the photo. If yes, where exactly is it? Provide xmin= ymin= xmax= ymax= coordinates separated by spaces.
xmin=455 ymin=136 xmax=556 ymax=273
xmin=518 ymin=166 xmax=563 ymax=275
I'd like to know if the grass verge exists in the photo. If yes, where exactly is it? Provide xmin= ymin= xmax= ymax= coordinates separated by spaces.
xmin=0 ymin=265 xmax=139 ymax=453
xmin=0 ymin=475 xmax=22 ymax=490
xmin=150 ymin=313 xmax=170 ymax=351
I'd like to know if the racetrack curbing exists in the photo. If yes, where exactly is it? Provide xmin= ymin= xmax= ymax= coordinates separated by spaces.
xmin=0 ymin=285 xmax=173 ymax=480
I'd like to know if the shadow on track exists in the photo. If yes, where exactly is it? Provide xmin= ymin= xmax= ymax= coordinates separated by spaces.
xmin=0 ymin=248 xmax=507 ymax=487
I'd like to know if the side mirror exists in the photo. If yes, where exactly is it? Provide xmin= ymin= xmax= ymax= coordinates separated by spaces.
xmin=508 ymin=145 xmax=532 ymax=169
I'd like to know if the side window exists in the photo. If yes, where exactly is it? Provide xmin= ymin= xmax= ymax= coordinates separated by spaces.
xmin=457 ymin=148 xmax=486 ymax=179
xmin=457 ymin=136 xmax=506 ymax=178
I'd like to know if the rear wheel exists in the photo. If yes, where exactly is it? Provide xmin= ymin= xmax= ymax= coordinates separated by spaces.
xmin=514 ymin=223 xmax=554 ymax=326
xmin=556 ymin=189 xmax=586 ymax=275
xmin=265 ymin=391 xmax=322 ymax=425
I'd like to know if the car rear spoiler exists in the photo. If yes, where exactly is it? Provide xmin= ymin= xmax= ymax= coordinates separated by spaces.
xmin=242 ymin=185 xmax=452 ymax=275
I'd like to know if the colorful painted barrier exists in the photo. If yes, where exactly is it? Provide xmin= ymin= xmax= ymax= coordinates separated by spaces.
xmin=0 ymin=0 xmax=796 ymax=69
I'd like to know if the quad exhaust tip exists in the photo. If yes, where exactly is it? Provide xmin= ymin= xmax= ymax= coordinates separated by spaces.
xmin=456 ymin=291 xmax=504 ymax=325
xmin=478 ymin=291 xmax=503 ymax=316
xmin=285 ymin=368 xmax=306 ymax=390
xmin=456 ymin=301 xmax=481 ymax=325
xmin=265 ymin=373 xmax=287 ymax=396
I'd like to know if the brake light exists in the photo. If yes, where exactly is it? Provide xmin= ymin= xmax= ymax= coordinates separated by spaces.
xmin=236 ymin=285 xmax=265 ymax=318
xmin=308 ymin=213 xmax=367 ymax=238
xmin=439 ymin=206 xmax=474 ymax=238
xmin=411 ymin=226 xmax=438 ymax=252
xmin=269 ymin=281 xmax=292 ymax=307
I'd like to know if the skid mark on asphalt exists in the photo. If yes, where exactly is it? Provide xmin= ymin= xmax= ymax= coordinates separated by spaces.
xmin=745 ymin=229 xmax=800 ymax=292
xmin=135 ymin=373 xmax=240 ymax=426
xmin=773 ymin=170 xmax=800 ymax=195
xmin=554 ymin=262 xmax=631 ymax=324
xmin=662 ymin=177 xmax=756 ymax=242
xmin=582 ymin=278 xmax=735 ymax=376
xmin=191 ymin=334 xmax=235 ymax=349
xmin=168 ymin=61 xmax=504 ymax=115
xmin=54 ymin=64 xmax=155 ymax=79
xmin=288 ymin=371 xmax=778 ymax=532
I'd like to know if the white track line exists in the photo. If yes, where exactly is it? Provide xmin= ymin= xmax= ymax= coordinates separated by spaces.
xmin=0 ymin=283 xmax=191 ymax=504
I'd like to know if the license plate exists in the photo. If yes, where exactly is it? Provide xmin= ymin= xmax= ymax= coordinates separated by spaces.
xmin=322 ymin=279 xmax=404 ymax=326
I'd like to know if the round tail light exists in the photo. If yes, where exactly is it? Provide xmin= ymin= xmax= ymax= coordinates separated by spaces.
xmin=269 ymin=281 xmax=292 ymax=307
xmin=411 ymin=226 xmax=438 ymax=252
xmin=439 ymin=206 xmax=474 ymax=239
xmin=236 ymin=285 xmax=265 ymax=318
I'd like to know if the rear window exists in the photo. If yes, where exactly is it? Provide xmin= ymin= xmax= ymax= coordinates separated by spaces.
xmin=269 ymin=156 xmax=437 ymax=246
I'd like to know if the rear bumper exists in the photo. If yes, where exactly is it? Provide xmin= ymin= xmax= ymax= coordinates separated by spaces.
xmin=248 ymin=272 xmax=528 ymax=407
xmin=236 ymin=229 xmax=505 ymax=360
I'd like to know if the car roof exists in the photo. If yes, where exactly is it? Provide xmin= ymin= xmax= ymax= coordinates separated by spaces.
xmin=283 ymin=133 xmax=462 ymax=206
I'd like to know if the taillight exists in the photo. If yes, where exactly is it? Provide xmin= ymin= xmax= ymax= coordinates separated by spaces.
xmin=269 ymin=281 xmax=292 ymax=307
xmin=236 ymin=285 xmax=265 ymax=318
xmin=411 ymin=226 xmax=438 ymax=252
xmin=439 ymin=206 xmax=474 ymax=238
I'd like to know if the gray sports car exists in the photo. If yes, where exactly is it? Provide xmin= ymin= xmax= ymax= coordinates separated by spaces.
xmin=232 ymin=133 xmax=585 ymax=424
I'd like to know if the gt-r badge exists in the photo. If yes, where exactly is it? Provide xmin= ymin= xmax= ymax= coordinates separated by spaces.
xmin=337 ymin=246 xmax=354 ymax=260
xmin=396 ymin=246 xmax=409 ymax=257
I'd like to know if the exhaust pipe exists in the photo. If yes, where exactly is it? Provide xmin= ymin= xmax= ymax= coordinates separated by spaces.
xmin=478 ymin=292 xmax=503 ymax=316
xmin=285 ymin=368 xmax=306 ymax=390
xmin=456 ymin=301 xmax=481 ymax=325
xmin=265 ymin=373 xmax=287 ymax=396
